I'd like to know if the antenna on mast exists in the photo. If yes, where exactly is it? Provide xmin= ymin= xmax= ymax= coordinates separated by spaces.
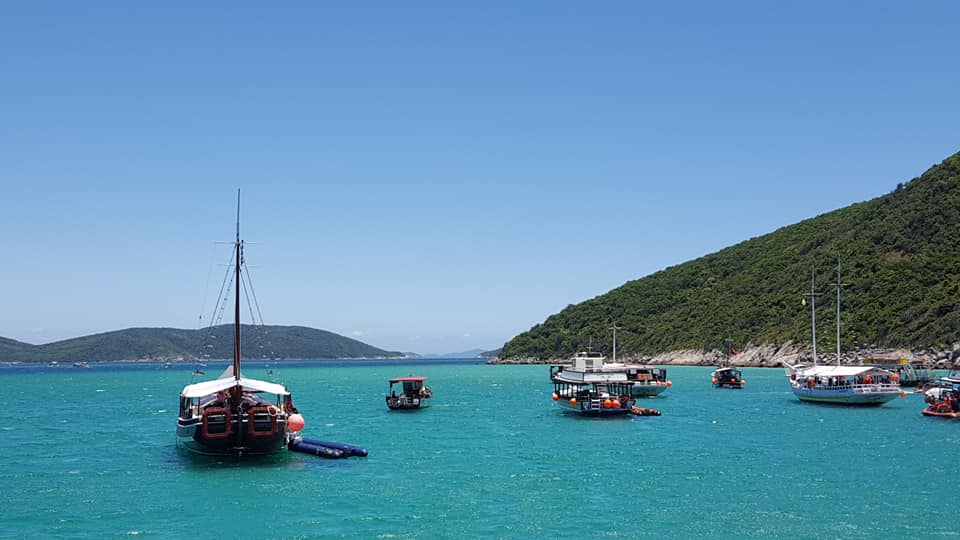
xmin=610 ymin=323 xmax=622 ymax=362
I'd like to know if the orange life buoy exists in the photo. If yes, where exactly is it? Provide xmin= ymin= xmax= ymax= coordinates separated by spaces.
xmin=201 ymin=407 xmax=233 ymax=439
xmin=247 ymin=406 xmax=278 ymax=437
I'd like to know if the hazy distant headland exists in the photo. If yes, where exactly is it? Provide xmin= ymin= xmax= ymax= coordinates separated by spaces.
xmin=0 ymin=325 xmax=407 ymax=364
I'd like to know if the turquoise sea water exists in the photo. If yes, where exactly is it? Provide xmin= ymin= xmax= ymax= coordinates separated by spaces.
xmin=2 ymin=361 xmax=958 ymax=539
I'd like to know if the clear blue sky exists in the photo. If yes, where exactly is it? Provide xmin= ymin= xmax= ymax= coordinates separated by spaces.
xmin=2 ymin=2 xmax=958 ymax=354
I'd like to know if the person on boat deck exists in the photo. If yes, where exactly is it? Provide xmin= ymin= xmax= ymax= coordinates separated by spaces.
xmin=952 ymin=390 xmax=960 ymax=412
xmin=284 ymin=394 xmax=298 ymax=414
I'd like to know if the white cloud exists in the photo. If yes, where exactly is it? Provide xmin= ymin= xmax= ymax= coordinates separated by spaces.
xmin=351 ymin=330 xmax=367 ymax=337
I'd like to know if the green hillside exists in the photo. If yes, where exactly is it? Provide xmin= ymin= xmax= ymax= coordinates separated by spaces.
xmin=0 ymin=325 xmax=403 ymax=363
xmin=501 ymin=151 xmax=960 ymax=360
xmin=0 ymin=337 xmax=32 ymax=358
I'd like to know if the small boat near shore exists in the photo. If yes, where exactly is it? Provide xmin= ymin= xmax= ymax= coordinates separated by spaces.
xmin=712 ymin=367 xmax=745 ymax=389
xmin=609 ymin=364 xmax=671 ymax=397
xmin=386 ymin=377 xmax=433 ymax=410
xmin=863 ymin=358 xmax=934 ymax=388
xmin=921 ymin=380 xmax=960 ymax=419
xmin=922 ymin=401 xmax=960 ymax=419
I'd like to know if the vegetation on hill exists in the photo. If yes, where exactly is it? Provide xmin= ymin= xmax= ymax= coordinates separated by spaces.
xmin=0 ymin=337 xmax=32 ymax=358
xmin=501 ymin=151 xmax=960 ymax=360
xmin=0 ymin=325 xmax=403 ymax=363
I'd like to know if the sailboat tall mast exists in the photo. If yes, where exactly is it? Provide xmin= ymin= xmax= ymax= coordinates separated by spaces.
xmin=805 ymin=271 xmax=823 ymax=365
xmin=837 ymin=259 xmax=840 ymax=366
xmin=233 ymin=190 xmax=242 ymax=384
xmin=835 ymin=259 xmax=842 ymax=366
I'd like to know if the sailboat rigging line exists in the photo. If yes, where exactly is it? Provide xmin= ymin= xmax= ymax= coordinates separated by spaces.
xmin=194 ymin=247 xmax=236 ymax=377
xmin=240 ymin=264 xmax=276 ymax=377
xmin=207 ymin=248 xmax=236 ymax=331
xmin=241 ymin=271 xmax=258 ymax=327
xmin=242 ymin=263 xmax=266 ymax=328
xmin=195 ymin=241 xmax=221 ymax=330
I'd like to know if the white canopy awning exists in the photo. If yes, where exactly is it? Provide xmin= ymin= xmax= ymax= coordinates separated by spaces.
xmin=179 ymin=377 xmax=290 ymax=399
xmin=797 ymin=365 xmax=890 ymax=377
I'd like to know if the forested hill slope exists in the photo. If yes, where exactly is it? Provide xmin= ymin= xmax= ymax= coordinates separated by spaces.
xmin=0 ymin=325 xmax=404 ymax=363
xmin=501 ymin=151 xmax=960 ymax=360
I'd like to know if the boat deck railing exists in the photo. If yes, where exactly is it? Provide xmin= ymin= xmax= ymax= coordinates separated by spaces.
xmin=851 ymin=383 xmax=901 ymax=393
xmin=798 ymin=381 xmax=901 ymax=393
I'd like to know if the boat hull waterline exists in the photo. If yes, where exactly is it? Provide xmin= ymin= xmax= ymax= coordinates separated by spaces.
xmin=790 ymin=386 xmax=902 ymax=406
xmin=176 ymin=420 xmax=289 ymax=456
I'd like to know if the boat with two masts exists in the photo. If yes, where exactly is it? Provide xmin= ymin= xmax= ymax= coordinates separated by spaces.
xmin=784 ymin=264 xmax=903 ymax=406
xmin=176 ymin=193 xmax=301 ymax=456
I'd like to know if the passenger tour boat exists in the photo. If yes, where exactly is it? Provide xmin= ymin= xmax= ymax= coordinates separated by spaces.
xmin=550 ymin=351 xmax=671 ymax=398
xmin=784 ymin=266 xmax=902 ymax=406
xmin=550 ymin=351 xmax=647 ymax=416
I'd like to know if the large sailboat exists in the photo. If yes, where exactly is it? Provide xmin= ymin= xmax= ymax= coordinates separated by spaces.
xmin=176 ymin=192 xmax=301 ymax=456
xmin=783 ymin=263 xmax=903 ymax=406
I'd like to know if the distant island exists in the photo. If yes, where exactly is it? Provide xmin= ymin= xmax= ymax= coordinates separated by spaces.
xmin=0 ymin=325 xmax=406 ymax=364
xmin=496 ymin=150 xmax=960 ymax=367
xmin=405 ymin=348 xmax=499 ymax=359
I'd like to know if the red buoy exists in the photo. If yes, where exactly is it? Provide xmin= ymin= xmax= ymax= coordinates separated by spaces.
xmin=287 ymin=413 xmax=305 ymax=432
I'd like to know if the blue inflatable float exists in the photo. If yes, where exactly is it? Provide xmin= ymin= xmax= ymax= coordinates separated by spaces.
xmin=288 ymin=437 xmax=368 ymax=459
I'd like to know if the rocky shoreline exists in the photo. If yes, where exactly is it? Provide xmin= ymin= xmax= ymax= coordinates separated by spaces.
xmin=490 ymin=342 xmax=960 ymax=368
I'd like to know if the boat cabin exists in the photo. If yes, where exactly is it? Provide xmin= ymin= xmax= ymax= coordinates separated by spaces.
xmin=863 ymin=358 xmax=934 ymax=387
xmin=712 ymin=367 xmax=745 ymax=388
xmin=624 ymin=366 xmax=668 ymax=384
xmin=551 ymin=380 xmax=636 ymax=416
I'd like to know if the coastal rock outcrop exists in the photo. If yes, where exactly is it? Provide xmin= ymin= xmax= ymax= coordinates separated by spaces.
xmin=491 ymin=342 xmax=960 ymax=368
